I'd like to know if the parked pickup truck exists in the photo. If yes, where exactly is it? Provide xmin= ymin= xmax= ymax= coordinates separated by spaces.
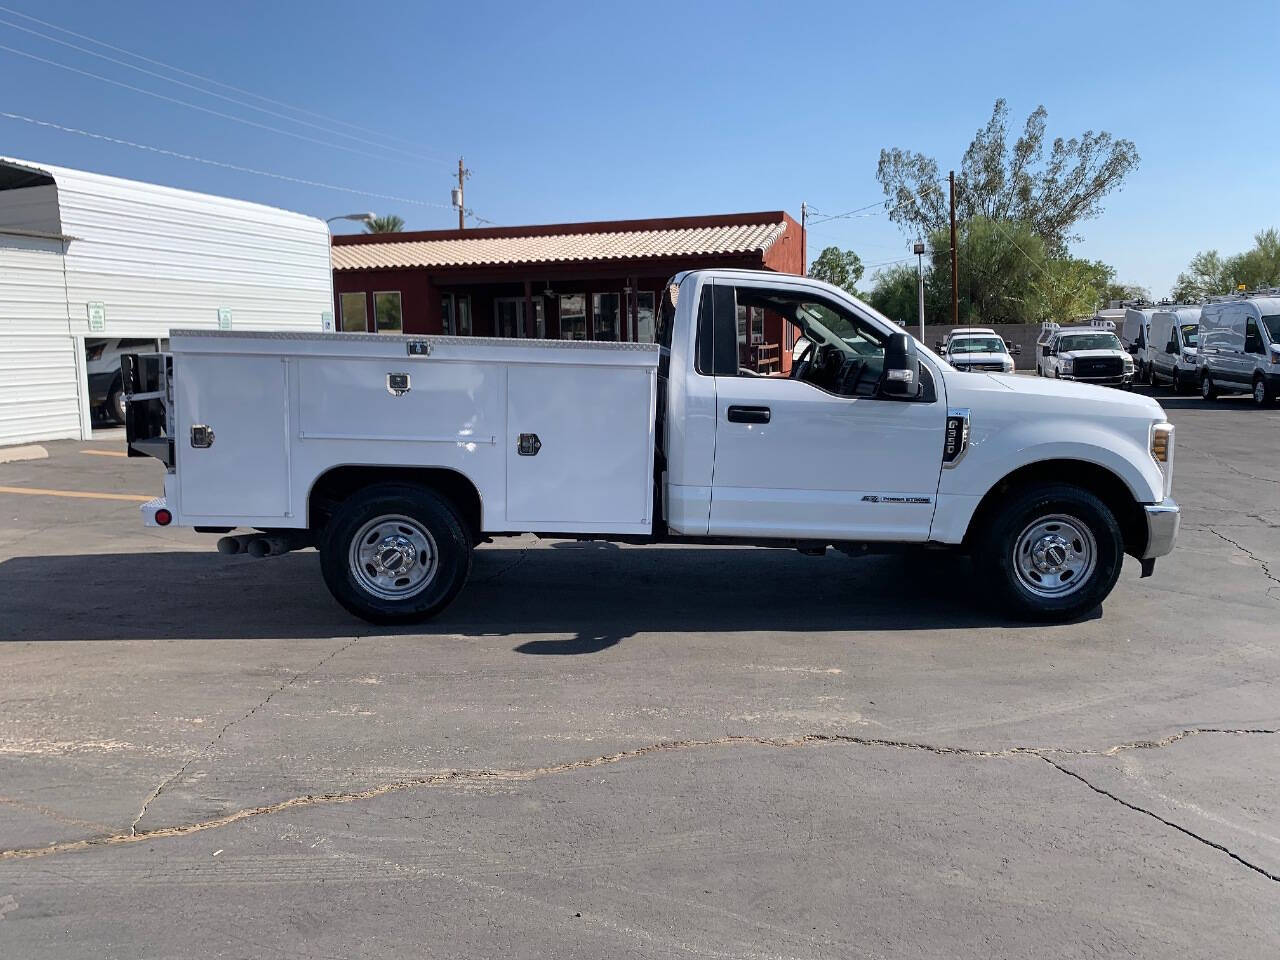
xmin=124 ymin=269 xmax=1179 ymax=624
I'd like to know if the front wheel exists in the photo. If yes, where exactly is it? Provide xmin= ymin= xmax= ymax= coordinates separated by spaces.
xmin=1252 ymin=376 xmax=1275 ymax=407
xmin=319 ymin=483 xmax=472 ymax=624
xmin=1201 ymin=372 xmax=1218 ymax=400
xmin=108 ymin=384 xmax=127 ymax=424
xmin=977 ymin=483 xmax=1124 ymax=622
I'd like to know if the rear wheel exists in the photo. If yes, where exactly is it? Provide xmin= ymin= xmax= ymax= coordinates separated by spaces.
xmin=1170 ymin=368 xmax=1184 ymax=394
xmin=977 ymin=483 xmax=1124 ymax=622
xmin=319 ymin=483 xmax=472 ymax=624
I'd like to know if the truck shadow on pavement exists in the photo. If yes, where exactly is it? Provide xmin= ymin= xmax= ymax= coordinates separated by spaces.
xmin=0 ymin=545 xmax=1088 ymax=648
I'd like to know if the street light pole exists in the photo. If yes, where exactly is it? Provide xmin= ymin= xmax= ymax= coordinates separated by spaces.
xmin=914 ymin=241 xmax=926 ymax=342
xmin=326 ymin=212 xmax=376 ymax=228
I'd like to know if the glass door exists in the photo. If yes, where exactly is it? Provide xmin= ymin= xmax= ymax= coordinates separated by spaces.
xmin=494 ymin=298 xmax=546 ymax=338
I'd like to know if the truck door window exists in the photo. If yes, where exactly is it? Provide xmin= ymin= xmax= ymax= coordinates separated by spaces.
xmin=1244 ymin=318 xmax=1263 ymax=355
xmin=710 ymin=285 xmax=891 ymax=398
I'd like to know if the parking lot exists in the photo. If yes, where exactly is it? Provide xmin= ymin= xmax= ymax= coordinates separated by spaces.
xmin=0 ymin=385 xmax=1277 ymax=959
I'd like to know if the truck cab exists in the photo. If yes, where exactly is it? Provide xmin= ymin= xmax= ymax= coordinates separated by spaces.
xmin=126 ymin=269 xmax=1180 ymax=625
xmin=940 ymin=330 xmax=1017 ymax=373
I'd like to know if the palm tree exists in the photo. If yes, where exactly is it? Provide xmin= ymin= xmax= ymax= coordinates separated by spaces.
xmin=364 ymin=215 xmax=405 ymax=234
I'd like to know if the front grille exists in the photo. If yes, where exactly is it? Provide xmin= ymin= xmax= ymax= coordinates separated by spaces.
xmin=1074 ymin=356 xmax=1123 ymax=378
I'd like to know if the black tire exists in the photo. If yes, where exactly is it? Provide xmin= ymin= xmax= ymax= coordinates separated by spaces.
xmin=1200 ymin=372 xmax=1218 ymax=400
xmin=319 ymin=483 xmax=472 ymax=625
xmin=1252 ymin=375 xmax=1274 ymax=407
xmin=1170 ymin=368 xmax=1184 ymax=394
xmin=108 ymin=382 xmax=127 ymax=424
xmin=976 ymin=483 xmax=1124 ymax=622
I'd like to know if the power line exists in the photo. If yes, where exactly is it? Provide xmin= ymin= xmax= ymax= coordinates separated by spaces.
xmin=0 ymin=2 xmax=432 ymax=153
xmin=0 ymin=110 xmax=460 ymax=212
xmin=808 ymin=180 xmax=946 ymax=227
xmin=0 ymin=14 xmax=452 ymax=166
xmin=0 ymin=41 xmax=442 ymax=171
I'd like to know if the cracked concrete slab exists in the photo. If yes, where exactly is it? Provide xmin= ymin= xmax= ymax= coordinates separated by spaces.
xmin=1 ymin=744 xmax=1276 ymax=959
xmin=1058 ymin=730 xmax=1280 ymax=880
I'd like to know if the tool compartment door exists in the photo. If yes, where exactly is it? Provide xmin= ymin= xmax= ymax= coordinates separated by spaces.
xmin=505 ymin=363 xmax=654 ymax=529
xmin=175 ymin=354 xmax=291 ymax=519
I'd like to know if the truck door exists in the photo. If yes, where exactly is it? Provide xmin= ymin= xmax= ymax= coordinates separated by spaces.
xmin=702 ymin=279 xmax=947 ymax=542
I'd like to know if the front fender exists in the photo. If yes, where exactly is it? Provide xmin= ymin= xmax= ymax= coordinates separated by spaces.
xmin=929 ymin=406 xmax=1164 ymax=544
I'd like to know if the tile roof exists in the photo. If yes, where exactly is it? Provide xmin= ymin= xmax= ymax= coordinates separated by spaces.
xmin=331 ymin=220 xmax=787 ymax=271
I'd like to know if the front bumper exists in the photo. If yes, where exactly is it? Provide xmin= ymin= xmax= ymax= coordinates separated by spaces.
xmin=1142 ymin=499 xmax=1180 ymax=560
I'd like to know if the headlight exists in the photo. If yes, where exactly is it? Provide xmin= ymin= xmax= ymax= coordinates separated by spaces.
xmin=1123 ymin=357 xmax=1135 ymax=372
xmin=1182 ymin=350 xmax=1196 ymax=363
xmin=1151 ymin=422 xmax=1174 ymax=499
xmin=1060 ymin=358 xmax=1074 ymax=374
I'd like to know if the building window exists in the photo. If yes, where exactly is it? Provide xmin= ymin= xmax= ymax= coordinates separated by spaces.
xmin=593 ymin=292 xmax=620 ymax=341
xmin=494 ymin=297 xmax=545 ymax=338
xmin=559 ymin=294 xmax=586 ymax=340
xmin=373 ymin=291 xmax=402 ymax=333
xmin=442 ymin=293 xmax=471 ymax=336
xmin=635 ymin=291 xmax=656 ymax=343
xmin=339 ymin=292 xmax=368 ymax=332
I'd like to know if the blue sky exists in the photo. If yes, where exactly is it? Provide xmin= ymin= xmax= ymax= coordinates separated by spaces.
xmin=1 ymin=0 xmax=1277 ymax=297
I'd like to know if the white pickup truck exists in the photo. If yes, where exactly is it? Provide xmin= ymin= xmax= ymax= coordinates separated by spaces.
xmin=125 ymin=269 xmax=1179 ymax=624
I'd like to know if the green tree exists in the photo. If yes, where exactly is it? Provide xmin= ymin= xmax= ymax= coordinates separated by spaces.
xmin=868 ymin=263 xmax=927 ymax=326
xmin=876 ymin=99 xmax=1139 ymax=256
xmin=1170 ymin=229 xmax=1280 ymax=301
xmin=808 ymin=246 xmax=865 ymax=295
xmin=364 ymin=214 xmax=406 ymax=234
xmin=1172 ymin=250 xmax=1232 ymax=301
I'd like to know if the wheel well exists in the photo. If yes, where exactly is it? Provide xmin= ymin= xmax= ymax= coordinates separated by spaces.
xmin=308 ymin=466 xmax=483 ymax=542
xmin=963 ymin=459 xmax=1147 ymax=556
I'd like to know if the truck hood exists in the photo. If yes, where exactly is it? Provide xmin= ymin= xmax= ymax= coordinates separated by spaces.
xmin=942 ymin=368 xmax=1165 ymax=420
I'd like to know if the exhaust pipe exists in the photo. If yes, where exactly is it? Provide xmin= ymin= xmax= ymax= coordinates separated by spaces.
xmin=217 ymin=534 xmax=255 ymax=555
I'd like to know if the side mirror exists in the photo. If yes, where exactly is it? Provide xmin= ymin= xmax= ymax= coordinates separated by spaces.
xmin=1042 ymin=345 xmax=1051 ymax=357
xmin=1166 ymin=342 xmax=1177 ymax=354
xmin=1011 ymin=344 xmax=1022 ymax=356
xmin=881 ymin=332 xmax=922 ymax=399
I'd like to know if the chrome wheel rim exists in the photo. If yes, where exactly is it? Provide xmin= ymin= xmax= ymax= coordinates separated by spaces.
xmin=1202 ymin=377 xmax=1212 ymax=398
xmin=1013 ymin=514 xmax=1097 ymax=599
xmin=348 ymin=514 xmax=437 ymax=601
xmin=1255 ymin=381 xmax=1266 ymax=405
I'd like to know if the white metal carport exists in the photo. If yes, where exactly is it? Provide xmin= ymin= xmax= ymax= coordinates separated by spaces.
xmin=0 ymin=157 xmax=334 ymax=445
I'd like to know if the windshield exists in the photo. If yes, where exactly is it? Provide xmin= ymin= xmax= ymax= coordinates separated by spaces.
xmin=1263 ymin=315 xmax=1280 ymax=343
xmin=949 ymin=336 xmax=1006 ymax=354
xmin=1059 ymin=333 xmax=1122 ymax=352
xmin=1179 ymin=324 xmax=1199 ymax=347
xmin=795 ymin=303 xmax=884 ymax=355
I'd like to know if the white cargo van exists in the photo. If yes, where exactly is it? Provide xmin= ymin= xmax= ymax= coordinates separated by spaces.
xmin=1197 ymin=293 xmax=1280 ymax=405
xmin=124 ymin=269 xmax=1179 ymax=624
xmin=1121 ymin=307 xmax=1157 ymax=382
xmin=1146 ymin=307 xmax=1201 ymax=393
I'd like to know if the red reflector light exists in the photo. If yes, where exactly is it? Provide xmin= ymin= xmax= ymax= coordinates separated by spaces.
xmin=155 ymin=508 xmax=172 ymax=526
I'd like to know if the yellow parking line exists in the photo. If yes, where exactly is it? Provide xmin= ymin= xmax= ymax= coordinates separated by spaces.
xmin=0 ymin=485 xmax=151 ymax=503
xmin=81 ymin=449 xmax=129 ymax=458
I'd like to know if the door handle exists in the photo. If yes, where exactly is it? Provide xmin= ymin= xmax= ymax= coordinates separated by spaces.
xmin=727 ymin=405 xmax=771 ymax=424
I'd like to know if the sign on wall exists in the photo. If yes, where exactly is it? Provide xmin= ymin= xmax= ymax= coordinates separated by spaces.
xmin=217 ymin=307 xmax=232 ymax=330
xmin=86 ymin=302 xmax=106 ymax=332
xmin=321 ymin=310 xmax=334 ymax=332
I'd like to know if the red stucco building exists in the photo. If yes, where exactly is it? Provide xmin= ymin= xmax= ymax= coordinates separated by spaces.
xmin=331 ymin=210 xmax=805 ymax=369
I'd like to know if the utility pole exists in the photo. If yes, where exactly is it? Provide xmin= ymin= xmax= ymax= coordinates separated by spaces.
xmin=914 ymin=241 xmax=926 ymax=341
xmin=800 ymin=201 xmax=807 ymax=276
xmin=949 ymin=170 xmax=959 ymax=326
xmin=453 ymin=157 xmax=470 ymax=230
